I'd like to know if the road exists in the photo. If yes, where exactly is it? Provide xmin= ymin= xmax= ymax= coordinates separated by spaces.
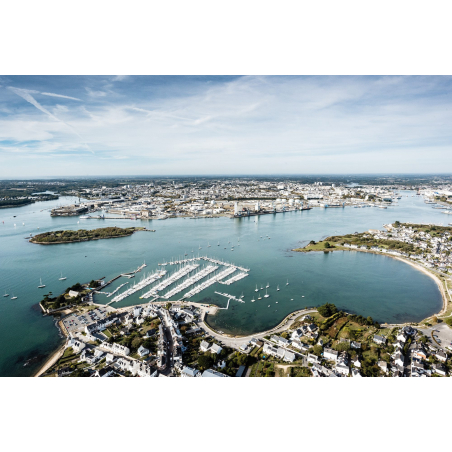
xmin=197 ymin=308 xmax=317 ymax=349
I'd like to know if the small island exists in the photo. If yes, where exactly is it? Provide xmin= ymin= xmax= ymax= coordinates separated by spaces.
xmin=30 ymin=226 xmax=148 ymax=244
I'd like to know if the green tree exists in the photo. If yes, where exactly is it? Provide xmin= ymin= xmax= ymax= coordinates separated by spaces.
xmin=313 ymin=345 xmax=323 ymax=356
xmin=198 ymin=354 xmax=214 ymax=371
xmin=323 ymin=241 xmax=332 ymax=249
xmin=131 ymin=337 xmax=142 ymax=350
xmin=317 ymin=303 xmax=338 ymax=317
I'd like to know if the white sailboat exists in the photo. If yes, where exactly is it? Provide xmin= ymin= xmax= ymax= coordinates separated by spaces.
xmin=208 ymin=242 xmax=211 ymax=247
xmin=258 ymin=293 xmax=262 ymax=300
xmin=59 ymin=272 xmax=67 ymax=281
xmin=264 ymin=289 xmax=269 ymax=298
xmin=255 ymin=284 xmax=258 ymax=292
xmin=217 ymin=241 xmax=220 ymax=246
xmin=251 ymin=297 xmax=255 ymax=302
xmin=266 ymin=282 xmax=270 ymax=288
xmin=277 ymin=285 xmax=280 ymax=291
xmin=286 ymin=279 xmax=289 ymax=286
xmin=38 ymin=278 xmax=46 ymax=288
xmin=11 ymin=294 xmax=17 ymax=300
xmin=3 ymin=290 xmax=9 ymax=297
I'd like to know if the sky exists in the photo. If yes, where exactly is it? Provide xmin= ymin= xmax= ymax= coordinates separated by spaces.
xmin=0 ymin=75 xmax=451 ymax=178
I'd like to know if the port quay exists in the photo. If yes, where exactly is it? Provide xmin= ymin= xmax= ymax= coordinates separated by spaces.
xmin=96 ymin=256 xmax=251 ymax=308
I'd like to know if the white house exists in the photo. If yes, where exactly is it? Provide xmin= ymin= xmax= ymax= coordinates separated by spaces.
xmin=433 ymin=363 xmax=447 ymax=376
xmin=200 ymin=340 xmax=211 ymax=352
xmin=308 ymin=353 xmax=320 ymax=364
xmin=68 ymin=338 xmax=86 ymax=354
xmin=210 ymin=343 xmax=223 ymax=355
xmin=103 ymin=342 xmax=130 ymax=356
xmin=181 ymin=366 xmax=199 ymax=377
xmin=324 ymin=348 xmax=338 ymax=362
xmin=352 ymin=356 xmax=361 ymax=368
xmin=393 ymin=352 xmax=404 ymax=367
xmin=335 ymin=362 xmax=349 ymax=376
xmin=373 ymin=335 xmax=387 ymax=345
xmin=291 ymin=329 xmax=304 ymax=340
xmin=137 ymin=345 xmax=150 ymax=357
xmin=435 ymin=350 xmax=448 ymax=362
xmin=202 ymin=369 xmax=229 ymax=377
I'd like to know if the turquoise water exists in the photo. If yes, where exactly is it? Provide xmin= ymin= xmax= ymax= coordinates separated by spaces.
xmin=0 ymin=191 xmax=445 ymax=376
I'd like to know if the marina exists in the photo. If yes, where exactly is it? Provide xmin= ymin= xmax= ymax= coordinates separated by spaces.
xmin=141 ymin=264 xmax=203 ymax=299
xmin=111 ymin=269 xmax=167 ymax=303
xmin=0 ymin=191 xmax=446 ymax=376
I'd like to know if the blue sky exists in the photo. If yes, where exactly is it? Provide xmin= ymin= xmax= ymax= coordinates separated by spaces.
xmin=1 ymin=75 xmax=451 ymax=178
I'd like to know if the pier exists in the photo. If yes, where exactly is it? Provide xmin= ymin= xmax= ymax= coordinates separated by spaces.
xmin=214 ymin=291 xmax=245 ymax=303
xmin=106 ymin=282 xmax=129 ymax=298
xmin=112 ymin=270 xmax=167 ymax=303
xmin=140 ymin=264 xmax=200 ymax=299
xmin=218 ymin=271 xmax=248 ymax=285
xmin=183 ymin=266 xmax=237 ymax=298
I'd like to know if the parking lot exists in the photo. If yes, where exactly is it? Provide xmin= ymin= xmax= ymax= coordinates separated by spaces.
xmin=63 ymin=307 xmax=108 ymax=334
xmin=419 ymin=323 xmax=452 ymax=350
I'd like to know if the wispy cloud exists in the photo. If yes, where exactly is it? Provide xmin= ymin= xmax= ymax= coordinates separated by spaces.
xmin=85 ymin=87 xmax=107 ymax=97
xmin=7 ymin=86 xmax=93 ymax=154
xmin=41 ymin=92 xmax=81 ymax=101
xmin=2 ymin=76 xmax=452 ymax=176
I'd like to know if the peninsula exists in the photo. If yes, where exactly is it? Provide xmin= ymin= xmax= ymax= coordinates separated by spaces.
xmin=29 ymin=226 xmax=149 ymax=244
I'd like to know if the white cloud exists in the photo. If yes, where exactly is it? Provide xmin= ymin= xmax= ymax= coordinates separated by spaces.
xmin=8 ymin=86 xmax=93 ymax=154
xmin=112 ymin=75 xmax=129 ymax=82
xmin=41 ymin=92 xmax=81 ymax=101
xmin=85 ymin=87 xmax=107 ymax=97
xmin=2 ymin=76 xmax=452 ymax=176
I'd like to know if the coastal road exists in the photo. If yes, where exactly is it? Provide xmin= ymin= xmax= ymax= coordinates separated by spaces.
xmin=198 ymin=308 xmax=317 ymax=349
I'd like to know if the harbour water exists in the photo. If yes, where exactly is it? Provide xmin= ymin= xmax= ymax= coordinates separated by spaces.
xmin=0 ymin=191 xmax=446 ymax=376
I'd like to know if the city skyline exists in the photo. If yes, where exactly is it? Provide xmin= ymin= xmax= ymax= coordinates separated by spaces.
xmin=1 ymin=75 xmax=452 ymax=178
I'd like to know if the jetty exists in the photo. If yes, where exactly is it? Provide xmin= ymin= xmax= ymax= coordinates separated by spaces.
xmin=219 ymin=271 xmax=248 ymax=285
xmin=215 ymin=291 xmax=245 ymax=303
xmin=183 ymin=266 xmax=236 ymax=298
xmin=140 ymin=264 xmax=201 ymax=299
xmin=111 ymin=269 xmax=167 ymax=303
